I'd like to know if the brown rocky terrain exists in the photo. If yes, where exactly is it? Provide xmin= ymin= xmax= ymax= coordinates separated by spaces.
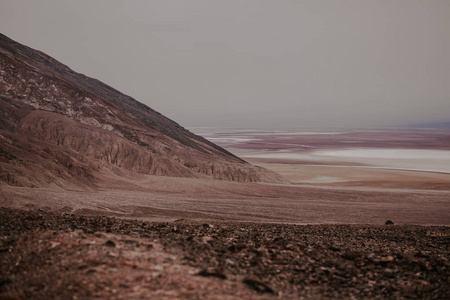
xmin=0 ymin=33 xmax=286 ymax=188
xmin=0 ymin=208 xmax=449 ymax=299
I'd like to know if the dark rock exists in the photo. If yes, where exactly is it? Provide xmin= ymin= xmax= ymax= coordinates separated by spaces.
xmin=385 ymin=220 xmax=394 ymax=225
xmin=341 ymin=251 xmax=360 ymax=260
xmin=243 ymin=278 xmax=274 ymax=294
xmin=0 ymin=278 xmax=12 ymax=288
xmin=104 ymin=240 xmax=116 ymax=247
xmin=197 ymin=268 xmax=227 ymax=280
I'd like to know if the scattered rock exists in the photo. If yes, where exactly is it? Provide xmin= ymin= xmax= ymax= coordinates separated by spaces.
xmin=341 ymin=251 xmax=360 ymax=260
xmin=153 ymin=265 xmax=164 ymax=271
xmin=197 ymin=268 xmax=227 ymax=280
xmin=104 ymin=240 xmax=116 ymax=247
xmin=0 ymin=208 xmax=448 ymax=299
xmin=201 ymin=236 xmax=214 ymax=244
xmin=381 ymin=255 xmax=394 ymax=262
xmin=243 ymin=278 xmax=274 ymax=294
xmin=0 ymin=278 xmax=12 ymax=288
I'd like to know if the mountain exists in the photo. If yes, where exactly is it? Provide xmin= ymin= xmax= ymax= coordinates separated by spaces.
xmin=0 ymin=33 xmax=286 ymax=188
xmin=406 ymin=121 xmax=450 ymax=129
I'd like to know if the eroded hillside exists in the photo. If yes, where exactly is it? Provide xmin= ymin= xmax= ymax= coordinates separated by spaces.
xmin=0 ymin=33 xmax=287 ymax=187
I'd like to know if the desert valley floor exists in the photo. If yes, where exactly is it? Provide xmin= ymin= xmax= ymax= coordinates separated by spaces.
xmin=1 ymin=128 xmax=449 ymax=299
xmin=1 ymin=172 xmax=449 ymax=226
xmin=4 ymin=128 xmax=449 ymax=225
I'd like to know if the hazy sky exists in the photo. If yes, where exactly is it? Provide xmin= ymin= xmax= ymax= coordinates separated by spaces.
xmin=1 ymin=0 xmax=449 ymax=129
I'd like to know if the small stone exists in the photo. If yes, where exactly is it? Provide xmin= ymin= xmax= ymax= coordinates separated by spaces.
xmin=153 ymin=265 xmax=164 ymax=271
xmin=106 ymin=251 xmax=117 ymax=257
xmin=50 ymin=242 xmax=60 ymax=249
xmin=122 ymin=261 xmax=136 ymax=267
xmin=197 ymin=268 xmax=227 ymax=279
xmin=86 ymin=268 xmax=97 ymax=274
xmin=385 ymin=220 xmax=394 ymax=225
xmin=202 ymin=236 xmax=214 ymax=244
xmin=242 ymin=278 xmax=274 ymax=294
xmin=381 ymin=255 xmax=394 ymax=262
xmin=104 ymin=240 xmax=115 ymax=247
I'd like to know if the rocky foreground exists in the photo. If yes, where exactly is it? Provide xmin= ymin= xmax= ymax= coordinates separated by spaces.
xmin=0 ymin=208 xmax=448 ymax=299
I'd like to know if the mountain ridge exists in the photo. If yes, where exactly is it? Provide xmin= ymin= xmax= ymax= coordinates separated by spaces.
xmin=0 ymin=33 xmax=241 ymax=159
xmin=0 ymin=33 xmax=287 ymax=187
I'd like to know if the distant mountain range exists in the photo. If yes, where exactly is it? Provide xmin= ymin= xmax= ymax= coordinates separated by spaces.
xmin=407 ymin=121 xmax=450 ymax=129
xmin=0 ymin=33 xmax=286 ymax=188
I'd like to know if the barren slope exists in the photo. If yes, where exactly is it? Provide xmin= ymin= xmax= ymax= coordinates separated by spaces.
xmin=0 ymin=33 xmax=286 ymax=187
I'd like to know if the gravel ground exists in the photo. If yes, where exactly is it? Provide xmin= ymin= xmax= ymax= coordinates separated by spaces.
xmin=0 ymin=208 xmax=449 ymax=299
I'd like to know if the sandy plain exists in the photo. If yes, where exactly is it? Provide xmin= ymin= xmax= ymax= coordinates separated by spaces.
xmin=2 ymin=128 xmax=450 ymax=226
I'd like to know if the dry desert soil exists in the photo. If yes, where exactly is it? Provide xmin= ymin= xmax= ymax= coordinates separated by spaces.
xmin=0 ymin=208 xmax=449 ymax=299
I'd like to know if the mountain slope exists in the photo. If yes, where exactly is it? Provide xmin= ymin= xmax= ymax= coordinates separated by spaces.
xmin=0 ymin=33 xmax=287 ymax=188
